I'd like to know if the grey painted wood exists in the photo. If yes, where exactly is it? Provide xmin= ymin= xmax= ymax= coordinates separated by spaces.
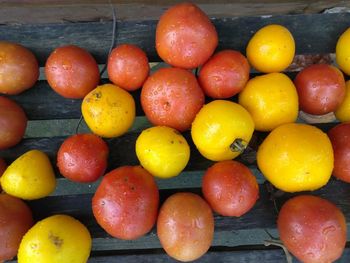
xmin=0 ymin=13 xmax=349 ymax=66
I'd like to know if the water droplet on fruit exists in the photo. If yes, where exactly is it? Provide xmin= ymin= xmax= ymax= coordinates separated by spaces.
xmin=322 ymin=225 xmax=336 ymax=235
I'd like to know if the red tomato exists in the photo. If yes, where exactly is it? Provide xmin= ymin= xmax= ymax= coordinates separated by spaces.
xmin=92 ymin=166 xmax=159 ymax=240
xmin=156 ymin=2 xmax=218 ymax=69
xmin=107 ymin=44 xmax=150 ymax=91
xmin=294 ymin=64 xmax=346 ymax=115
xmin=0 ymin=193 xmax=33 ymax=262
xmin=57 ymin=133 xmax=109 ymax=183
xmin=45 ymin=45 xmax=100 ymax=99
xmin=0 ymin=96 xmax=27 ymax=150
xmin=278 ymin=195 xmax=346 ymax=263
xmin=157 ymin=192 xmax=214 ymax=262
xmin=328 ymin=122 xmax=350 ymax=183
xmin=202 ymin=160 xmax=259 ymax=217
xmin=0 ymin=41 xmax=39 ymax=95
xmin=141 ymin=67 xmax=204 ymax=131
xmin=199 ymin=50 xmax=250 ymax=98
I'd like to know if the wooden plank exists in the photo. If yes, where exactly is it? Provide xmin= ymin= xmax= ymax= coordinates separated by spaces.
xmin=0 ymin=13 xmax=349 ymax=66
xmin=0 ymin=130 xmax=262 ymax=174
xmin=0 ymin=1 xmax=349 ymax=24
xmin=22 ymin=180 xmax=350 ymax=252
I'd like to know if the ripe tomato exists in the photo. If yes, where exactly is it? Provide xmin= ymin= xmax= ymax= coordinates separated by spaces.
xmin=1 ymin=150 xmax=56 ymax=200
xmin=294 ymin=64 xmax=346 ymax=115
xmin=199 ymin=50 xmax=250 ymax=98
xmin=202 ymin=160 xmax=259 ymax=217
xmin=45 ymin=45 xmax=100 ymax=99
xmin=156 ymin=2 xmax=218 ymax=69
xmin=107 ymin=44 xmax=150 ymax=91
xmin=18 ymin=215 xmax=91 ymax=263
xmin=246 ymin=24 xmax=295 ymax=73
xmin=157 ymin=192 xmax=214 ymax=262
xmin=92 ymin=166 xmax=159 ymax=240
xmin=0 ymin=96 xmax=27 ymax=150
xmin=257 ymin=123 xmax=333 ymax=192
xmin=336 ymin=27 xmax=350 ymax=76
xmin=135 ymin=126 xmax=190 ymax=179
xmin=57 ymin=134 xmax=109 ymax=183
xmin=191 ymin=100 xmax=254 ymax=161
xmin=141 ymin=67 xmax=204 ymax=131
xmin=0 ymin=41 xmax=39 ymax=95
xmin=335 ymin=80 xmax=350 ymax=122
xmin=328 ymin=123 xmax=350 ymax=183
xmin=278 ymin=195 xmax=346 ymax=263
xmin=238 ymin=73 xmax=298 ymax=132
xmin=82 ymin=84 xmax=136 ymax=138
xmin=0 ymin=193 xmax=33 ymax=262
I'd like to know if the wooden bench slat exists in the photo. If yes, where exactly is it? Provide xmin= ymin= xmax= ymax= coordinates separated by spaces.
xmin=23 ymin=180 xmax=350 ymax=252
xmin=0 ymin=13 xmax=348 ymax=66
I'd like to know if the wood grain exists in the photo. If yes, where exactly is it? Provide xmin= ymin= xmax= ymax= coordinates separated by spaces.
xmin=0 ymin=13 xmax=349 ymax=65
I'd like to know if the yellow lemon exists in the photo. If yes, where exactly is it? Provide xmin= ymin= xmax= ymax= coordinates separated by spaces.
xmin=136 ymin=126 xmax=190 ymax=178
xmin=18 ymin=214 xmax=91 ymax=263
xmin=0 ymin=150 xmax=56 ymax=200
xmin=191 ymin=100 xmax=254 ymax=161
xmin=257 ymin=123 xmax=333 ymax=192
xmin=336 ymin=27 xmax=350 ymax=75
xmin=246 ymin=24 xmax=295 ymax=73
xmin=335 ymin=80 xmax=350 ymax=122
xmin=82 ymin=83 xmax=135 ymax=138
xmin=238 ymin=72 xmax=298 ymax=131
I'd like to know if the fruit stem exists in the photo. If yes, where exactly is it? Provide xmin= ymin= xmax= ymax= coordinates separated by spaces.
xmin=264 ymin=239 xmax=293 ymax=263
xmin=230 ymin=138 xmax=248 ymax=153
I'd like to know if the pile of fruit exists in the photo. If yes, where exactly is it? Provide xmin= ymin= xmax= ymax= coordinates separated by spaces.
xmin=1 ymin=2 xmax=350 ymax=262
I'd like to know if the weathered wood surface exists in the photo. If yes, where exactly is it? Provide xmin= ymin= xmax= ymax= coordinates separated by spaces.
xmin=0 ymin=13 xmax=349 ymax=65
xmin=0 ymin=0 xmax=349 ymax=24
xmin=2 ymin=6 xmax=350 ymax=263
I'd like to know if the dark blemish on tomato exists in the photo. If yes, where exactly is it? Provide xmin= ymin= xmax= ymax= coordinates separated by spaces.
xmin=94 ymin=91 xmax=102 ymax=98
xmin=178 ymin=140 xmax=183 ymax=144
xmin=49 ymin=232 xmax=64 ymax=249
xmin=170 ymin=140 xmax=174 ymax=144
xmin=124 ymin=177 xmax=129 ymax=182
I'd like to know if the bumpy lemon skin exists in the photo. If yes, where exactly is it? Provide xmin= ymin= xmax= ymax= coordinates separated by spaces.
xmin=257 ymin=123 xmax=333 ymax=192
xmin=246 ymin=24 xmax=295 ymax=73
xmin=136 ymin=126 xmax=190 ymax=178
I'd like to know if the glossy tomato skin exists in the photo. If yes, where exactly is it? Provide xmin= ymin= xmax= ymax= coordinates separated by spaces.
xmin=0 ymin=193 xmax=33 ymax=262
xmin=45 ymin=45 xmax=100 ymax=99
xmin=202 ymin=160 xmax=259 ymax=217
xmin=157 ymin=192 xmax=214 ymax=262
xmin=141 ymin=67 xmax=204 ymax=131
xmin=156 ymin=2 xmax=218 ymax=69
xmin=294 ymin=64 xmax=346 ymax=115
xmin=57 ymin=134 xmax=109 ymax=183
xmin=328 ymin=123 xmax=350 ymax=183
xmin=92 ymin=166 xmax=159 ymax=240
xmin=199 ymin=50 xmax=250 ymax=98
xmin=0 ymin=96 xmax=27 ymax=150
xmin=107 ymin=44 xmax=150 ymax=91
xmin=278 ymin=195 xmax=346 ymax=263
xmin=0 ymin=41 xmax=39 ymax=95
